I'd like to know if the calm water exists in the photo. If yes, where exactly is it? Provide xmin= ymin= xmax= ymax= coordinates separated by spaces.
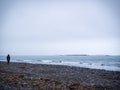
xmin=0 ymin=55 xmax=120 ymax=71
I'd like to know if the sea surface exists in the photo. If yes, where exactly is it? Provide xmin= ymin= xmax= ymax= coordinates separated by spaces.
xmin=0 ymin=55 xmax=120 ymax=71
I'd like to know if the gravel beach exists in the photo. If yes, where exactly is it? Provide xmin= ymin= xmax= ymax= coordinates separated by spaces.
xmin=0 ymin=61 xmax=120 ymax=90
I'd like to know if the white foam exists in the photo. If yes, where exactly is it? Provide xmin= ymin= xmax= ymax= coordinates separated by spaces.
xmin=41 ymin=60 xmax=52 ymax=63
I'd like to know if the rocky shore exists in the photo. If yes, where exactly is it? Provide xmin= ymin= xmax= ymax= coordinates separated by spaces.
xmin=0 ymin=61 xmax=120 ymax=90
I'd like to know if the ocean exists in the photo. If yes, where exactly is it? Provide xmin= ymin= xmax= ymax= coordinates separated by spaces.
xmin=0 ymin=55 xmax=120 ymax=71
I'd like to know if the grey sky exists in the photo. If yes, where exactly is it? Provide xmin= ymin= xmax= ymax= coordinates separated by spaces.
xmin=0 ymin=0 xmax=120 ymax=55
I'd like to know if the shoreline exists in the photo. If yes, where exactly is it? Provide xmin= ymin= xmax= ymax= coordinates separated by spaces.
xmin=1 ymin=59 xmax=120 ymax=72
xmin=0 ymin=61 xmax=120 ymax=90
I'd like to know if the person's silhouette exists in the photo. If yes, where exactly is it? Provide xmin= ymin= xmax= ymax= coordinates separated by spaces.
xmin=7 ymin=54 xmax=10 ymax=64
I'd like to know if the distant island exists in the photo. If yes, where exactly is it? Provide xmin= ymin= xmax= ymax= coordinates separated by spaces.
xmin=65 ymin=54 xmax=88 ymax=56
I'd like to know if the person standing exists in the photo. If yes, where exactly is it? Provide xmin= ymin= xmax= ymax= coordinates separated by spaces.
xmin=7 ymin=54 xmax=10 ymax=64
